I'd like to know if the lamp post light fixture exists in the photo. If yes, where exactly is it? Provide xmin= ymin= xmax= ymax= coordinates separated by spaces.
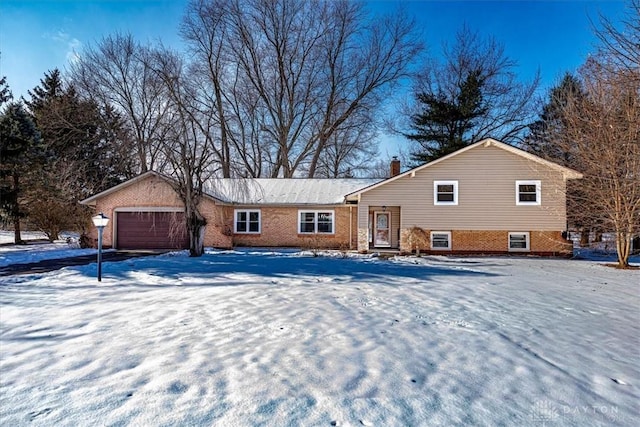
xmin=92 ymin=213 xmax=109 ymax=282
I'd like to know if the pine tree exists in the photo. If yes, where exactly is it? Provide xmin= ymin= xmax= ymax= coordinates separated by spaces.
xmin=525 ymin=73 xmax=586 ymax=163
xmin=404 ymin=26 xmax=538 ymax=164
xmin=405 ymin=69 xmax=487 ymax=163
xmin=0 ymin=76 xmax=12 ymax=107
xmin=24 ymin=69 xmax=132 ymax=241
xmin=0 ymin=101 xmax=44 ymax=243
xmin=524 ymin=74 xmax=595 ymax=247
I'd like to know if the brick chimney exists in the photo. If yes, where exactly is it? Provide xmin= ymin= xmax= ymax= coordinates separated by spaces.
xmin=390 ymin=156 xmax=401 ymax=177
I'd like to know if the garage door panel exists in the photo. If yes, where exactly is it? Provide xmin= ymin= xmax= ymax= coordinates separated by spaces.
xmin=116 ymin=211 xmax=189 ymax=249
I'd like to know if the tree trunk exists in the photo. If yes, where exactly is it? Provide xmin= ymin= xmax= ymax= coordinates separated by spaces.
xmin=13 ymin=217 xmax=22 ymax=245
xmin=187 ymin=212 xmax=206 ymax=257
xmin=307 ymin=135 xmax=326 ymax=178
xmin=594 ymin=229 xmax=603 ymax=242
xmin=580 ymin=228 xmax=590 ymax=247
xmin=12 ymin=173 xmax=23 ymax=245
xmin=616 ymin=231 xmax=631 ymax=268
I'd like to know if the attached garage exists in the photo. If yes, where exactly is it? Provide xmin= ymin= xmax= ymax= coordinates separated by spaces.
xmin=115 ymin=211 xmax=189 ymax=250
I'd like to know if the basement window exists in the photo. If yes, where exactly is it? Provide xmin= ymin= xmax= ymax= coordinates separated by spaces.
xmin=509 ymin=232 xmax=530 ymax=252
xmin=431 ymin=231 xmax=452 ymax=250
xmin=235 ymin=210 xmax=261 ymax=234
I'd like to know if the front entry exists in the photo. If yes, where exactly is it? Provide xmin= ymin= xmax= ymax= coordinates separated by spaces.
xmin=374 ymin=212 xmax=391 ymax=247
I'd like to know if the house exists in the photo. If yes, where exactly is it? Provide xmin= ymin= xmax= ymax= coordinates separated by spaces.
xmin=79 ymin=172 xmax=378 ymax=250
xmin=346 ymin=138 xmax=583 ymax=255
xmin=80 ymin=138 xmax=582 ymax=255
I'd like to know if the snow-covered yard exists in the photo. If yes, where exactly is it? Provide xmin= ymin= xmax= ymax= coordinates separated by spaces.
xmin=0 ymin=230 xmax=103 ymax=268
xmin=0 ymin=248 xmax=638 ymax=426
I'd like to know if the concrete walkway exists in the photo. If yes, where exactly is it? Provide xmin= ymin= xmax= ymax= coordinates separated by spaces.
xmin=0 ymin=250 xmax=168 ymax=277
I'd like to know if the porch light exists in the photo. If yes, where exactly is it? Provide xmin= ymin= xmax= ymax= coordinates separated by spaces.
xmin=92 ymin=213 xmax=109 ymax=282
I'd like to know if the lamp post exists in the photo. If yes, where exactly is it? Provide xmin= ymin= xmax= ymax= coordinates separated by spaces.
xmin=92 ymin=213 xmax=109 ymax=282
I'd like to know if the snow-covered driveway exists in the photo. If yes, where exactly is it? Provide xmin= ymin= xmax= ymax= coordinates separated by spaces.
xmin=0 ymin=250 xmax=638 ymax=426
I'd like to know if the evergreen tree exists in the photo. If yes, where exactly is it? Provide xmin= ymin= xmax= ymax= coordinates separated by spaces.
xmin=404 ymin=26 xmax=538 ymax=164
xmin=0 ymin=101 xmax=43 ymax=244
xmin=525 ymin=73 xmax=586 ymax=163
xmin=24 ymin=69 xmax=132 ymax=241
xmin=0 ymin=76 xmax=12 ymax=107
xmin=524 ymin=73 xmax=594 ymax=246
xmin=405 ymin=69 xmax=487 ymax=163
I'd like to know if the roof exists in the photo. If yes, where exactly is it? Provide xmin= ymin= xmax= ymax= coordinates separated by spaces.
xmin=207 ymin=178 xmax=380 ymax=205
xmin=346 ymin=138 xmax=583 ymax=200
xmin=79 ymin=171 xmax=380 ymax=206
xmin=79 ymin=171 xmax=226 ymax=207
xmin=79 ymin=171 xmax=168 ymax=206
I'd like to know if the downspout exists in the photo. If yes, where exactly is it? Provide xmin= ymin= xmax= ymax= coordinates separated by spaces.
xmin=349 ymin=205 xmax=353 ymax=250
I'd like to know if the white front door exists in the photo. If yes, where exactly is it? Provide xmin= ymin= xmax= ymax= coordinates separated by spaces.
xmin=374 ymin=212 xmax=391 ymax=247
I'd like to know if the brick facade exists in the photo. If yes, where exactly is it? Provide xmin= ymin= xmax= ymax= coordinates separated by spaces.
xmin=227 ymin=205 xmax=358 ymax=249
xmin=89 ymin=174 xmax=359 ymax=250
xmin=90 ymin=174 xmax=232 ymax=249
xmin=399 ymin=229 xmax=572 ymax=256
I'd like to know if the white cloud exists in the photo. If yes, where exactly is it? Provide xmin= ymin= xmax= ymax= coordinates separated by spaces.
xmin=43 ymin=29 xmax=82 ymax=64
xmin=66 ymin=37 xmax=82 ymax=63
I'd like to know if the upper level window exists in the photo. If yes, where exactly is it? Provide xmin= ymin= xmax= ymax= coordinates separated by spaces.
xmin=235 ymin=209 xmax=260 ymax=233
xmin=299 ymin=210 xmax=334 ymax=234
xmin=516 ymin=180 xmax=541 ymax=205
xmin=434 ymin=181 xmax=458 ymax=205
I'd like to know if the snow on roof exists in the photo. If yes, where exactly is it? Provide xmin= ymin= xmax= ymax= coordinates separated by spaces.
xmin=206 ymin=178 xmax=380 ymax=205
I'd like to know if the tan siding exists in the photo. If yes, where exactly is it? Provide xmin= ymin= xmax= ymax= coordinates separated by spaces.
xmin=358 ymin=201 xmax=369 ymax=228
xmin=360 ymin=144 xmax=568 ymax=231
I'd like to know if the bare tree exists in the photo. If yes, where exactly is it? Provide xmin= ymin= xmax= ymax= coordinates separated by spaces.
xmin=146 ymin=49 xmax=221 ymax=257
xmin=558 ymin=58 xmax=639 ymax=267
xmin=313 ymin=110 xmax=378 ymax=178
xmin=71 ymin=34 xmax=172 ymax=173
xmin=306 ymin=3 xmax=423 ymax=177
xmin=227 ymin=0 xmax=324 ymax=177
xmin=180 ymin=0 xmax=235 ymax=177
xmin=594 ymin=0 xmax=640 ymax=76
xmin=405 ymin=26 xmax=539 ymax=163
xmin=181 ymin=0 xmax=421 ymax=178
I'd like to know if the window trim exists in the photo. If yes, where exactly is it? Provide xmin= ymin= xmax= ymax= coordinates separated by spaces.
xmin=298 ymin=210 xmax=335 ymax=235
xmin=434 ymin=180 xmax=459 ymax=206
xmin=234 ymin=209 xmax=261 ymax=234
xmin=430 ymin=231 xmax=452 ymax=250
xmin=515 ymin=180 xmax=541 ymax=206
xmin=508 ymin=232 xmax=530 ymax=252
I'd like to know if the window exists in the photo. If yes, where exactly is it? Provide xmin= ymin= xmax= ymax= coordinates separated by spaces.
xmin=299 ymin=210 xmax=334 ymax=234
xmin=509 ymin=232 xmax=530 ymax=252
xmin=516 ymin=180 xmax=541 ymax=205
xmin=434 ymin=181 xmax=458 ymax=205
xmin=235 ymin=209 xmax=260 ymax=233
xmin=431 ymin=231 xmax=452 ymax=250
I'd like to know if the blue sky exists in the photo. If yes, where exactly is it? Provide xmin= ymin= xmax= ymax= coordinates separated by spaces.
xmin=0 ymin=0 xmax=628 ymax=102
